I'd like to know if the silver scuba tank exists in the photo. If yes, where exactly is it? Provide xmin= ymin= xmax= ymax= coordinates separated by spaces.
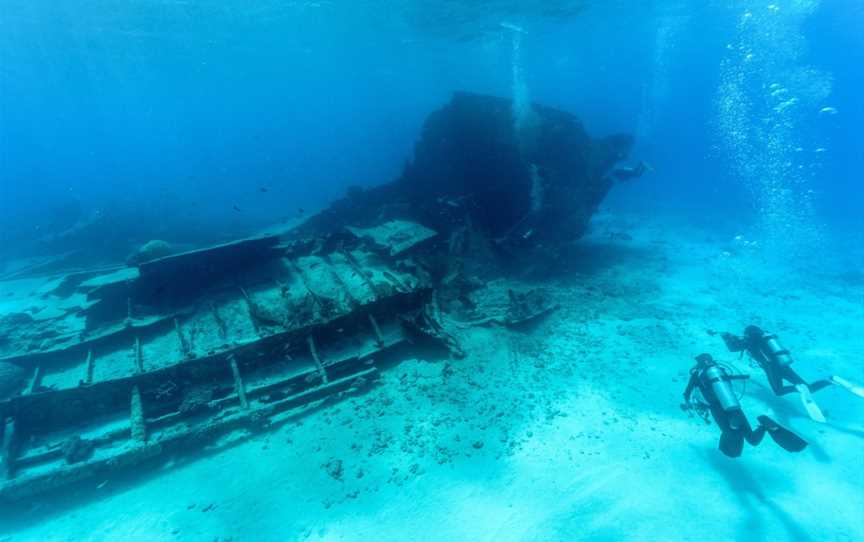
xmin=762 ymin=333 xmax=794 ymax=366
xmin=704 ymin=365 xmax=740 ymax=412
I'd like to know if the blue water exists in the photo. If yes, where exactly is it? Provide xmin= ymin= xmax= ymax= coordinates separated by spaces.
xmin=2 ymin=1 xmax=859 ymax=262
xmin=0 ymin=3 xmax=863 ymax=539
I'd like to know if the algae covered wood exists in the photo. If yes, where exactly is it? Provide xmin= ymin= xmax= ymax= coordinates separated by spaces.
xmin=0 ymin=92 xmax=631 ymax=502
xmin=0 ymin=231 xmax=440 ymax=502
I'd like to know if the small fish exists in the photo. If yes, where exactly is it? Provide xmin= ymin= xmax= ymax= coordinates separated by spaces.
xmin=259 ymin=187 xmax=269 ymax=193
xmin=773 ymin=98 xmax=799 ymax=113
xmin=298 ymin=207 xmax=305 ymax=215
xmin=819 ymin=106 xmax=838 ymax=116
xmin=608 ymin=231 xmax=633 ymax=241
xmin=500 ymin=22 xmax=527 ymax=34
xmin=233 ymin=205 xmax=241 ymax=212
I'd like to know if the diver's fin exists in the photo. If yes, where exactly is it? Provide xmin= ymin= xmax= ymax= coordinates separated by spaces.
xmin=795 ymin=383 xmax=826 ymax=423
xmin=757 ymin=415 xmax=808 ymax=452
xmin=719 ymin=430 xmax=744 ymax=458
xmin=831 ymin=375 xmax=864 ymax=398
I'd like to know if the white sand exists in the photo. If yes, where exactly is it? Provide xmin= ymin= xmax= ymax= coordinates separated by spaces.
xmin=2 ymin=212 xmax=862 ymax=542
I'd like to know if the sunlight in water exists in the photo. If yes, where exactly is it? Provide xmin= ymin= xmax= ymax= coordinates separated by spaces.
xmin=506 ymin=22 xmax=539 ymax=157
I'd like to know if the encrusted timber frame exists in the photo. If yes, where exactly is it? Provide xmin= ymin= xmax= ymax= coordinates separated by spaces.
xmin=0 ymin=289 xmax=433 ymax=500
xmin=4 ymin=289 xmax=424 ymax=432
xmin=0 ymin=364 xmax=379 ymax=502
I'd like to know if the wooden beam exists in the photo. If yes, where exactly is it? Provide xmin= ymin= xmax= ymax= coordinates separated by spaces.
xmin=25 ymin=365 xmax=42 ymax=395
xmin=340 ymin=248 xmax=382 ymax=298
xmin=208 ymin=301 xmax=228 ymax=340
xmin=382 ymin=271 xmax=408 ymax=293
xmin=307 ymin=335 xmax=329 ymax=384
xmin=239 ymin=286 xmax=262 ymax=335
xmin=368 ymin=314 xmax=385 ymax=347
xmin=323 ymin=257 xmax=359 ymax=308
xmin=228 ymin=356 xmax=249 ymax=410
xmin=130 ymin=386 xmax=147 ymax=444
xmin=1 ymin=417 xmax=17 ymax=479
xmin=134 ymin=336 xmax=144 ymax=374
xmin=83 ymin=349 xmax=95 ymax=385
xmin=289 ymin=259 xmax=325 ymax=310
xmin=174 ymin=317 xmax=190 ymax=358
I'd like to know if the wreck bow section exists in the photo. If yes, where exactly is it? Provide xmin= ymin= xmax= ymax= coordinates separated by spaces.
xmin=0 ymin=231 xmax=447 ymax=501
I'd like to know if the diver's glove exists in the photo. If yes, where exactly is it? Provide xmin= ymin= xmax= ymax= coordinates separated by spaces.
xmin=720 ymin=332 xmax=747 ymax=352
xmin=681 ymin=400 xmax=711 ymax=424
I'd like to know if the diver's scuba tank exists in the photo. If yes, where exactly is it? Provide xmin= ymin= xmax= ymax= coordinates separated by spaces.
xmin=760 ymin=333 xmax=794 ymax=366
xmin=703 ymin=365 xmax=741 ymax=412
xmin=747 ymin=326 xmax=794 ymax=367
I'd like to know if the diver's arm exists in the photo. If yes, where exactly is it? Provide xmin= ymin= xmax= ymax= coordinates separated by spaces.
xmin=721 ymin=332 xmax=747 ymax=352
xmin=683 ymin=373 xmax=698 ymax=402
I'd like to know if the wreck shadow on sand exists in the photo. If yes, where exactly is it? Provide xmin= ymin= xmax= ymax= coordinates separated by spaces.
xmin=553 ymin=239 xmax=661 ymax=279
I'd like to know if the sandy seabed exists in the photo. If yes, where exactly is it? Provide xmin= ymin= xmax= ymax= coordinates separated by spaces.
xmin=2 ymin=211 xmax=862 ymax=542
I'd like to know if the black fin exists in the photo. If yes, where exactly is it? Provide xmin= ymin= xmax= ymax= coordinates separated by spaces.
xmin=757 ymin=415 xmax=808 ymax=452
xmin=719 ymin=430 xmax=744 ymax=458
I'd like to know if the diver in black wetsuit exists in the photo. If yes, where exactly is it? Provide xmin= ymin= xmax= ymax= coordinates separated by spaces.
xmin=721 ymin=325 xmax=833 ymax=397
xmin=719 ymin=325 xmax=836 ymax=422
xmin=682 ymin=353 xmax=808 ymax=458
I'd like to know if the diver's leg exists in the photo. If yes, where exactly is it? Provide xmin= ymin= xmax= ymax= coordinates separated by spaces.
xmin=738 ymin=412 xmax=766 ymax=446
xmin=709 ymin=405 xmax=732 ymax=432
xmin=779 ymin=368 xmax=828 ymax=421
xmin=777 ymin=384 xmax=798 ymax=395
xmin=779 ymin=366 xmax=808 ymax=392
xmin=808 ymin=379 xmax=833 ymax=393
xmin=773 ymin=371 xmax=800 ymax=396
xmin=710 ymin=406 xmax=744 ymax=457
xmin=765 ymin=366 xmax=792 ymax=395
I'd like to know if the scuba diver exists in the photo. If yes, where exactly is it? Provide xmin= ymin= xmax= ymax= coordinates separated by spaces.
xmin=610 ymin=160 xmax=652 ymax=182
xmin=718 ymin=325 xmax=864 ymax=422
xmin=682 ymin=353 xmax=808 ymax=458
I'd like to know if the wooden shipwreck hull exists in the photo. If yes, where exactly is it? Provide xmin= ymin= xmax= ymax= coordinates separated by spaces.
xmin=0 ymin=91 xmax=634 ymax=501
xmin=0 ymin=228 xmax=452 ymax=501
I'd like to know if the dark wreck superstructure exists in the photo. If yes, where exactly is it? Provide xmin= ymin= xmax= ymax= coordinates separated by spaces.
xmin=299 ymin=92 xmax=631 ymax=248
xmin=0 ymin=92 xmax=633 ymax=501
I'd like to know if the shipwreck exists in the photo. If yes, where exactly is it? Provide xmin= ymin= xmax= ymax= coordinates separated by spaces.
xmin=0 ymin=92 xmax=634 ymax=501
